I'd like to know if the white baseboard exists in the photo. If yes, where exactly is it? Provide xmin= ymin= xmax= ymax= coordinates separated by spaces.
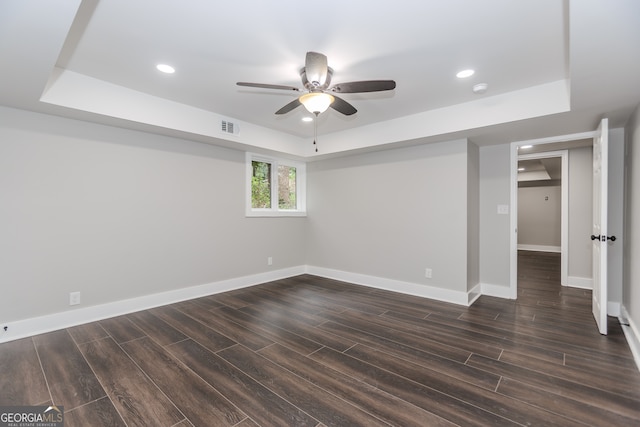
xmin=620 ymin=306 xmax=640 ymax=372
xmin=8 ymin=265 xmax=610 ymax=345
xmin=0 ymin=266 xmax=305 ymax=344
xmin=517 ymin=244 xmax=561 ymax=253
xmin=481 ymin=282 xmax=517 ymax=299
xmin=305 ymin=266 xmax=474 ymax=306
xmin=566 ymin=276 xmax=593 ymax=289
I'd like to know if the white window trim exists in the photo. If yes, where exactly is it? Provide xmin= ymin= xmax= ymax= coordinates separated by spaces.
xmin=246 ymin=152 xmax=306 ymax=217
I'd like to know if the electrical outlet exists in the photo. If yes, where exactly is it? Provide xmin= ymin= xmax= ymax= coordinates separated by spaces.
xmin=69 ymin=292 xmax=81 ymax=306
xmin=267 ymin=257 xmax=273 ymax=266
xmin=425 ymin=268 xmax=433 ymax=279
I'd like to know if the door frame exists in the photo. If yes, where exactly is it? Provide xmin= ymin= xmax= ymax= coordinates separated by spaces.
xmin=509 ymin=131 xmax=596 ymax=298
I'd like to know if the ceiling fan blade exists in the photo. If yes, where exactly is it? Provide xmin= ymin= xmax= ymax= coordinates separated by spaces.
xmin=330 ymin=80 xmax=396 ymax=93
xmin=305 ymin=52 xmax=329 ymax=86
xmin=275 ymin=98 xmax=302 ymax=115
xmin=237 ymin=82 xmax=300 ymax=91
xmin=330 ymin=95 xmax=357 ymax=116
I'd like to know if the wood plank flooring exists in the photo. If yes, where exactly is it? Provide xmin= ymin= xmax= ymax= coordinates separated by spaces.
xmin=1 ymin=251 xmax=639 ymax=426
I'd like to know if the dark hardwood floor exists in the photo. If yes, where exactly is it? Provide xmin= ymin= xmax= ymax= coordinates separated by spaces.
xmin=1 ymin=251 xmax=639 ymax=426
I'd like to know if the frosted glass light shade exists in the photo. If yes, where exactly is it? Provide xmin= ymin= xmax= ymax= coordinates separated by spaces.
xmin=299 ymin=92 xmax=335 ymax=114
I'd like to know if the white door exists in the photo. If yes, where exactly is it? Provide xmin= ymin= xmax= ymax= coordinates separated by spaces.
xmin=592 ymin=118 xmax=608 ymax=335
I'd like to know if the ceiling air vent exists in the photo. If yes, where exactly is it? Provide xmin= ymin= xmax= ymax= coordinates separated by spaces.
xmin=221 ymin=120 xmax=239 ymax=135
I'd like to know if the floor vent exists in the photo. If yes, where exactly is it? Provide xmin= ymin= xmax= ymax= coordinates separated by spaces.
xmin=221 ymin=120 xmax=239 ymax=135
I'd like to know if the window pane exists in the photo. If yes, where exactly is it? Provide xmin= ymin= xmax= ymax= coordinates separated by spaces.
xmin=278 ymin=165 xmax=297 ymax=209
xmin=251 ymin=160 xmax=271 ymax=208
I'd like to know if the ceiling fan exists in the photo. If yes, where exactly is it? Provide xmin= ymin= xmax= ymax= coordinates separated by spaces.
xmin=237 ymin=51 xmax=396 ymax=117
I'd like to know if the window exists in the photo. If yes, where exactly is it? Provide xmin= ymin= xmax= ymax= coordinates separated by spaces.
xmin=246 ymin=153 xmax=306 ymax=216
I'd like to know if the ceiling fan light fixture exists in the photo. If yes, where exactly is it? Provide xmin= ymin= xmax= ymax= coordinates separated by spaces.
xmin=299 ymin=92 xmax=335 ymax=114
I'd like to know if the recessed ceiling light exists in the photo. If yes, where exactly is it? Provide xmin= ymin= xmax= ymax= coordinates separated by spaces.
xmin=156 ymin=64 xmax=175 ymax=74
xmin=301 ymin=117 xmax=313 ymax=122
xmin=456 ymin=69 xmax=475 ymax=78
xmin=520 ymin=145 xmax=533 ymax=149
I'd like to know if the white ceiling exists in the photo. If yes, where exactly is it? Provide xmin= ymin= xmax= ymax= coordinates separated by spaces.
xmin=518 ymin=157 xmax=562 ymax=182
xmin=1 ymin=0 xmax=639 ymax=159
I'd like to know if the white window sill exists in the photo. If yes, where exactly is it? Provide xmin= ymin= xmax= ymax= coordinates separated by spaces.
xmin=246 ymin=210 xmax=307 ymax=218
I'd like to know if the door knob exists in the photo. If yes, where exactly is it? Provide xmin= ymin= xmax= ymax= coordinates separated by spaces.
xmin=591 ymin=235 xmax=616 ymax=242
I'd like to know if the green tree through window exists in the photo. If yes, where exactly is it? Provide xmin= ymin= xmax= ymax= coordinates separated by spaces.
xmin=251 ymin=160 xmax=271 ymax=208
xmin=278 ymin=165 xmax=297 ymax=209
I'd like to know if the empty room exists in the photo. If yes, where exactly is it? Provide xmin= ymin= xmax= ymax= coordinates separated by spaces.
xmin=2 ymin=1 xmax=640 ymax=426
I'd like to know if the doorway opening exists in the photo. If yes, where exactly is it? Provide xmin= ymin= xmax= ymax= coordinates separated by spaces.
xmin=517 ymin=150 xmax=568 ymax=287
xmin=509 ymin=132 xmax=596 ymax=301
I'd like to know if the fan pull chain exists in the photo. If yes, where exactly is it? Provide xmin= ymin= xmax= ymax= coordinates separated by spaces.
xmin=313 ymin=112 xmax=319 ymax=152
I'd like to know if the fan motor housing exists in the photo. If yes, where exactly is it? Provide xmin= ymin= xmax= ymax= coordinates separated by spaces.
xmin=300 ymin=67 xmax=333 ymax=90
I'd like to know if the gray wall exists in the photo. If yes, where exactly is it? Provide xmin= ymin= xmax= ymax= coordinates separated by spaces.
xmin=479 ymin=144 xmax=511 ymax=290
xmin=624 ymin=104 xmax=640 ymax=328
xmin=306 ymin=139 xmax=473 ymax=293
xmin=467 ymin=142 xmax=480 ymax=291
xmin=518 ymin=185 xmax=562 ymax=248
xmin=0 ymin=107 xmax=308 ymax=323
